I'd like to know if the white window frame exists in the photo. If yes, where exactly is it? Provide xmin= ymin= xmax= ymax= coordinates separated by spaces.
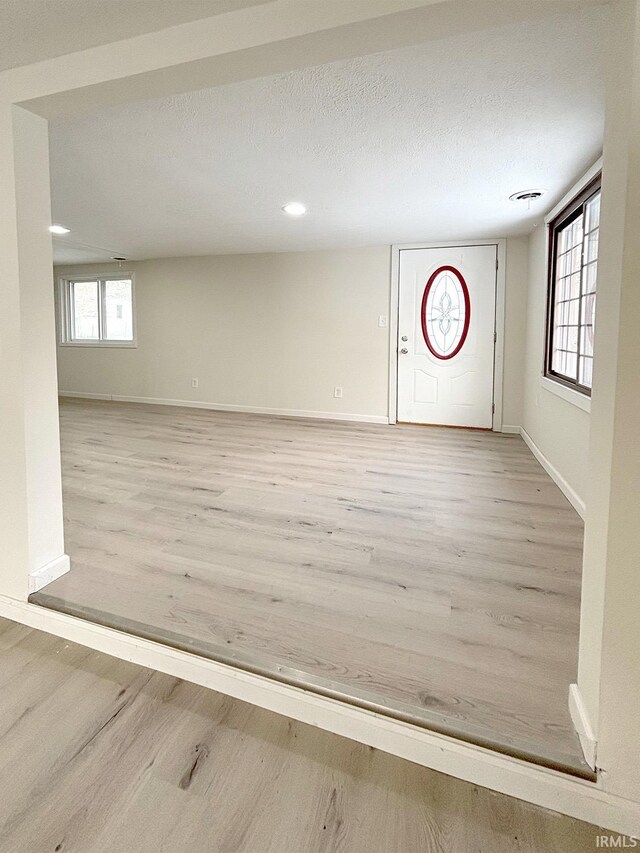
xmin=58 ymin=273 xmax=137 ymax=348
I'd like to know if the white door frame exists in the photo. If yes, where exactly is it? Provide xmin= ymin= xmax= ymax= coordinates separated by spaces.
xmin=389 ymin=240 xmax=507 ymax=430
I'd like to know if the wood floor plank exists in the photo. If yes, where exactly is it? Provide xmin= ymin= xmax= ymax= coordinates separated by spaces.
xmin=35 ymin=399 xmax=587 ymax=773
xmin=0 ymin=617 xmax=603 ymax=853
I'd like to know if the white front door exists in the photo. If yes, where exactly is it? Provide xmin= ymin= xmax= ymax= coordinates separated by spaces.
xmin=397 ymin=244 xmax=497 ymax=428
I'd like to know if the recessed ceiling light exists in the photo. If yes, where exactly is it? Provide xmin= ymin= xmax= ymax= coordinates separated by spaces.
xmin=49 ymin=224 xmax=70 ymax=234
xmin=509 ymin=189 xmax=546 ymax=203
xmin=282 ymin=202 xmax=307 ymax=217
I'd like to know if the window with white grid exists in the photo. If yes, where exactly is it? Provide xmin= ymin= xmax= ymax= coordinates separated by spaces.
xmin=546 ymin=178 xmax=601 ymax=394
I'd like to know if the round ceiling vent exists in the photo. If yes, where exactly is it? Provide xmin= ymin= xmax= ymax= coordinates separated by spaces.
xmin=509 ymin=189 xmax=546 ymax=203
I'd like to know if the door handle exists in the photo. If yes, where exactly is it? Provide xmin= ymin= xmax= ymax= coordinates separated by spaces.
xmin=400 ymin=348 xmax=408 ymax=355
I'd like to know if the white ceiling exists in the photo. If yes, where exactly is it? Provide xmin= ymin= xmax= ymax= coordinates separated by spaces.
xmin=0 ymin=0 xmax=268 ymax=72
xmin=49 ymin=5 xmax=607 ymax=263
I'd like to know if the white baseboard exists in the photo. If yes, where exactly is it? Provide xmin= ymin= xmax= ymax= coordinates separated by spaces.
xmin=58 ymin=391 xmax=109 ymax=400
xmin=569 ymin=683 xmax=597 ymax=770
xmin=519 ymin=427 xmax=586 ymax=519
xmin=501 ymin=424 xmax=522 ymax=435
xmin=4 ymin=594 xmax=640 ymax=837
xmin=28 ymin=554 xmax=70 ymax=594
xmin=58 ymin=392 xmax=388 ymax=425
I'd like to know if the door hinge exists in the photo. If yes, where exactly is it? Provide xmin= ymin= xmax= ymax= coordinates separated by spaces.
xmin=494 ymin=331 xmax=497 ymax=344
xmin=492 ymin=403 xmax=496 ymax=414
xmin=496 ymin=258 xmax=499 ymax=270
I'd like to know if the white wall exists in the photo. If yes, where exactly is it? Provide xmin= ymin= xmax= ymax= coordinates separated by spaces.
xmin=578 ymin=0 xmax=640 ymax=793
xmin=0 ymin=105 xmax=67 ymax=598
xmin=522 ymin=225 xmax=590 ymax=511
xmin=55 ymin=241 xmax=527 ymax=426
xmin=502 ymin=236 xmax=528 ymax=430
xmin=56 ymin=248 xmax=392 ymax=420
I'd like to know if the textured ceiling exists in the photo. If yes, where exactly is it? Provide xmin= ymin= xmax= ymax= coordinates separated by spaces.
xmin=0 ymin=0 xmax=267 ymax=71
xmin=49 ymin=5 xmax=607 ymax=263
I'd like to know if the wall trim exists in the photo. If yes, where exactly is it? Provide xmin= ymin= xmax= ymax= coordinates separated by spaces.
xmin=540 ymin=376 xmax=591 ymax=414
xmin=519 ymin=427 xmax=586 ymax=519
xmin=569 ymin=683 xmax=598 ymax=771
xmin=501 ymin=424 xmax=522 ymax=435
xmin=2 ymin=595 xmax=640 ymax=836
xmin=58 ymin=391 xmax=109 ymax=400
xmin=58 ymin=392 xmax=389 ymax=425
xmin=28 ymin=554 xmax=70 ymax=594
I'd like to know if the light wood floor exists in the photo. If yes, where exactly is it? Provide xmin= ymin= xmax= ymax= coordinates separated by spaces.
xmin=35 ymin=399 xmax=587 ymax=774
xmin=0 ymin=616 xmax=602 ymax=852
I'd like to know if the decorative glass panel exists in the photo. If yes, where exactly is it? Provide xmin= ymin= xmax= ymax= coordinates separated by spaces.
xmin=421 ymin=266 xmax=471 ymax=360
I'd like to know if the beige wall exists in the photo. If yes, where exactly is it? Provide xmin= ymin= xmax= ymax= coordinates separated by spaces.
xmin=56 ymin=248 xmax=392 ymax=420
xmin=1 ymin=106 xmax=67 ymax=595
xmin=502 ymin=237 xmax=528 ymax=429
xmin=579 ymin=0 xmax=640 ymax=791
xmin=55 ymin=242 xmax=528 ymax=426
xmin=522 ymin=225 xmax=590 ymax=508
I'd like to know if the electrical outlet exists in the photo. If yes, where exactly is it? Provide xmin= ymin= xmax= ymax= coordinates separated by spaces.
xmin=378 ymin=315 xmax=388 ymax=328
xmin=191 ymin=378 xmax=199 ymax=389
xmin=334 ymin=386 xmax=343 ymax=399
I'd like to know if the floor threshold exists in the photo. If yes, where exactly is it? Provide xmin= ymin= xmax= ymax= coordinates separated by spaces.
xmin=29 ymin=591 xmax=596 ymax=783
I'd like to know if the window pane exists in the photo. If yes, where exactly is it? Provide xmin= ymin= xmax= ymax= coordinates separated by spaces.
xmin=580 ymin=321 xmax=595 ymax=359
xmin=103 ymin=279 xmax=133 ymax=341
xmin=72 ymin=281 xmax=99 ymax=340
xmin=569 ymin=299 xmax=579 ymax=325
xmin=579 ymin=356 xmax=593 ymax=389
xmin=582 ymin=260 xmax=597 ymax=295
xmin=556 ymin=250 xmax=567 ymax=279
xmin=585 ymin=192 xmax=600 ymax=233
xmin=569 ymin=273 xmax=581 ymax=299
xmin=585 ymin=228 xmax=599 ymax=263
xmin=552 ymin=348 xmax=565 ymax=375
xmin=571 ymin=216 xmax=584 ymax=249
xmin=557 ymin=229 xmax=568 ymax=254
xmin=570 ymin=245 xmax=582 ymax=273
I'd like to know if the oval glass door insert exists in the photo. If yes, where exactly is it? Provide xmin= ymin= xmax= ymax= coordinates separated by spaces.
xmin=421 ymin=265 xmax=471 ymax=360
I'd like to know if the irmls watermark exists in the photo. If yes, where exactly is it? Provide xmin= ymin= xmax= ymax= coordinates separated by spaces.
xmin=595 ymin=837 xmax=639 ymax=848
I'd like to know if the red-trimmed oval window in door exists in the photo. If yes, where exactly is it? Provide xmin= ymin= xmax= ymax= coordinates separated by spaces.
xmin=421 ymin=265 xmax=471 ymax=360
